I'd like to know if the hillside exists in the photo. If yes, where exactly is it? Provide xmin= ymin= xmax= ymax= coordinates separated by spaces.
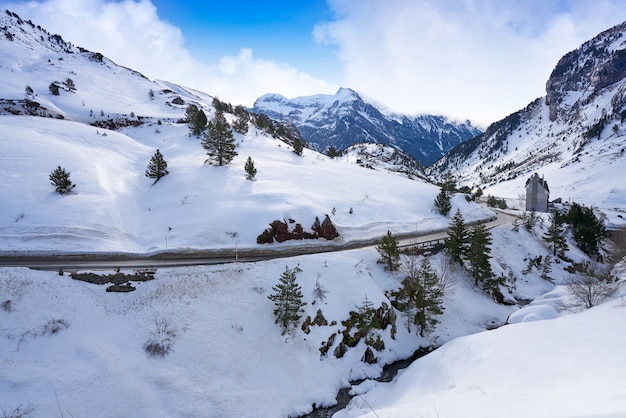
xmin=1 ymin=10 xmax=626 ymax=418
xmin=251 ymin=88 xmax=481 ymax=165
xmin=428 ymin=21 xmax=626 ymax=226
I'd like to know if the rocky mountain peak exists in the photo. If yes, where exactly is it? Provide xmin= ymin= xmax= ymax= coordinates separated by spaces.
xmin=1 ymin=10 xmax=82 ymax=54
xmin=251 ymin=89 xmax=481 ymax=165
xmin=546 ymin=20 xmax=626 ymax=122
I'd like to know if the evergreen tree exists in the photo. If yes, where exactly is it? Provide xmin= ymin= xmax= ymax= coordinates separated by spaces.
xmin=566 ymin=203 xmax=607 ymax=256
xmin=49 ymin=83 xmax=59 ymax=96
xmin=326 ymin=146 xmax=338 ymax=159
xmin=49 ymin=165 xmax=75 ymax=194
xmin=145 ymin=149 xmax=169 ymax=185
xmin=190 ymin=108 xmax=208 ymax=137
xmin=268 ymin=265 xmax=307 ymax=335
xmin=292 ymin=138 xmax=304 ymax=156
xmin=202 ymin=110 xmax=238 ymax=166
xmin=440 ymin=171 xmax=457 ymax=195
xmin=444 ymin=209 xmax=469 ymax=264
xmin=244 ymin=156 xmax=257 ymax=180
xmin=233 ymin=113 xmax=249 ymax=134
xmin=354 ymin=295 xmax=380 ymax=344
xmin=233 ymin=105 xmax=249 ymax=134
xmin=466 ymin=223 xmax=493 ymax=286
xmin=543 ymin=212 xmax=568 ymax=257
xmin=185 ymin=104 xmax=199 ymax=121
xmin=376 ymin=230 xmax=400 ymax=271
xmin=64 ymin=77 xmax=75 ymax=91
xmin=433 ymin=187 xmax=452 ymax=216
xmin=148 ymin=89 xmax=155 ymax=100
xmin=392 ymin=258 xmax=443 ymax=336
xmin=25 ymin=85 xmax=34 ymax=98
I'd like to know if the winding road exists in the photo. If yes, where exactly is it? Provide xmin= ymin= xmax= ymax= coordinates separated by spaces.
xmin=0 ymin=211 xmax=517 ymax=271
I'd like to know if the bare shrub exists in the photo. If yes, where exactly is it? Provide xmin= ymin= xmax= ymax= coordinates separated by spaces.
xmin=564 ymin=262 xmax=622 ymax=309
xmin=144 ymin=318 xmax=177 ymax=358
xmin=2 ymin=403 xmax=34 ymax=418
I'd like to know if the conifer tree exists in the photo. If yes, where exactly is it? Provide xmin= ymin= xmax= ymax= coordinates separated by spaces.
xmin=354 ymin=295 xmax=380 ymax=344
xmin=49 ymin=166 xmax=75 ymax=194
xmin=190 ymin=108 xmax=208 ymax=137
xmin=292 ymin=138 xmax=304 ymax=156
xmin=444 ymin=209 xmax=469 ymax=264
xmin=376 ymin=230 xmax=400 ymax=271
xmin=202 ymin=109 xmax=238 ymax=166
xmin=543 ymin=212 xmax=568 ymax=257
xmin=233 ymin=105 xmax=249 ymax=134
xmin=433 ymin=187 xmax=452 ymax=216
xmin=145 ymin=149 xmax=169 ymax=185
xmin=466 ymin=223 xmax=493 ymax=286
xmin=49 ymin=83 xmax=59 ymax=96
xmin=268 ymin=265 xmax=307 ymax=335
xmin=392 ymin=258 xmax=443 ymax=336
xmin=244 ymin=156 xmax=257 ymax=180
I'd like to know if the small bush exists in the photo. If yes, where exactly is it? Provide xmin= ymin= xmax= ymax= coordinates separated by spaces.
xmin=144 ymin=318 xmax=177 ymax=358
xmin=1 ymin=300 xmax=11 ymax=312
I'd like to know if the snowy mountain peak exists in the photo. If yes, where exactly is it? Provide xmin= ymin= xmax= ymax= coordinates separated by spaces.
xmin=1 ymin=10 xmax=81 ymax=55
xmin=252 ymin=88 xmax=481 ymax=165
xmin=428 ymin=20 xmax=626 ymax=221
xmin=546 ymin=20 xmax=626 ymax=122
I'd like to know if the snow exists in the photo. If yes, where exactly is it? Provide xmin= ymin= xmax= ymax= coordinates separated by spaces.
xmin=336 ymin=298 xmax=626 ymax=418
xmin=1 ymin=11 xmax=625 ymax=418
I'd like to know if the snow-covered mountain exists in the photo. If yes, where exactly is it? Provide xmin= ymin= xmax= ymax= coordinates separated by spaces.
xmin=251 ymin=88 xmax=482 ymax=166
xmin=1 ymin=10 xmax=626 ymax=418
xmin=428 ymin=21 xmax=626 ymax=221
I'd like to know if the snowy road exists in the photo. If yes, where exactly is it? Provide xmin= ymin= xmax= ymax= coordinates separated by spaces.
xmin=0 ymin=211 xmax=516 ymax=270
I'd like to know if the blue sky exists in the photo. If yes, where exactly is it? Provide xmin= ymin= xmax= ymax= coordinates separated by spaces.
xmin=3 ymin=0 xmax=626 ymax=126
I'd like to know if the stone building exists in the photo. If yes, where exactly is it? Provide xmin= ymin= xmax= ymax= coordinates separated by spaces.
xmin=525 ymin=173 xmax=549 ymax=212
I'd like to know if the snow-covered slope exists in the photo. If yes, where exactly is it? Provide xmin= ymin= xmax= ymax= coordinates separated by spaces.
xmin=251 ymin=88 xmax=482 ymax=165
xmin=1 ymin=10 xmax=488 ymax=254
xmin=428 ymin=21 xmax=626 ymax=226
xmin=1 ymin=10 xmax=625 ymax=418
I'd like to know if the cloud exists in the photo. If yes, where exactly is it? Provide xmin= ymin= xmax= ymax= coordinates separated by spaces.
xmin=0 ymin=0 xmax=337 ymax=107
xmin=316 ymin=0 xmax=626 ymax=126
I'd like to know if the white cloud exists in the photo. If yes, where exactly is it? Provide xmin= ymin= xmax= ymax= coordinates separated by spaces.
xmin=0 ymin=0 xmax=337 ymax=107
xmin=316 ymin=0 xmax=626 ymax=126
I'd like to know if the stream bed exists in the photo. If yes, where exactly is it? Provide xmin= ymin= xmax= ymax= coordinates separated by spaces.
xmin=299 ymin=346 xmax=433 ymax=418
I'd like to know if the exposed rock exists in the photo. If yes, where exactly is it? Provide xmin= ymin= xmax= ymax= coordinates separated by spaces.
xmin=361 ymin=347 xmax=377 ymax=364
xmin=312 ymin=309 xmax=328 ymax=326
xmin=257 ymin=215 xmax=340 ymax=244
xmin=333 ymin=342 xmax=347 ymax=359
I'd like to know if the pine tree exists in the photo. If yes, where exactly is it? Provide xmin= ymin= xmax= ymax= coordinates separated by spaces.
xmin=148 ymin=89 xmax=155 ymax=100
xmin=190 ymin=108 xmax=208 ymax=137
xmin=433 ymin=187 xmax=452 ymax=216
xmin=354 ymin=295 xmax=380 ymax=344
xmin=202 ymin=110 xmax=238 ymax=166
xmin=145 ymin=149 xmax=169 ymax=185
xmin=326 ymin=146 xmax=338 ymax=159
xmin=444 ymin=209 xmax=469 ymax=264
xmin=466 ymin=223 xmax=493 ymax=286
xmin=292 ymin=138 xmax=304 ymax=156
xmin=64 ymin=77 xmax=75 ymax=91
xmin=440 ymin=171 xmax=457 ymax=195
xmin=49 ymin=166 xmax=75 ymax=194
xmin=49 ymin=83 xmax=60 ymax=96
xmin=244 ymin=156 xmax=257 ymax=180
xmin=268 ymin=265 xmax=307 ymax=335
xmin=376 ymin=230 xmax=400 ymax=271
xmin=392 ymin=258 xmax=443 ymax=336
xmin=233 ymin=105 xmax=249 ymax=134
xmin=25 ymin=85 xmax=34 ymax=98
xmin=543 ymin=212 xmax=568 ymax=257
